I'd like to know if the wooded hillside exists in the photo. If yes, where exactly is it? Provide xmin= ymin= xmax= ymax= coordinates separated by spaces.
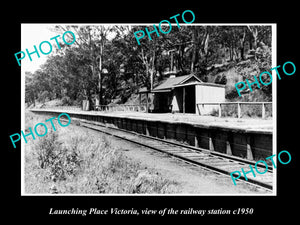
xmin=25 ymin=25 xmax=272 ymax=108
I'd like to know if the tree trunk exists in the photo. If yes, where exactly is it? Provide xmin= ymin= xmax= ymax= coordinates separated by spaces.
xmin=202 ymin=31 xmax=209 ymax=55
xmin=233 ymin=44 xmax=238 ymax=61
xmin=247 ymin=26 xmax=258 ymax=50
xmin=178 ymin=45 xmax=184 ymax=71
xmin=253 ymin=36 xmax=257 ymax=50
xmin=240 ymin=46 xmax=245 ymax=60
xmin=191 ymin=26 xmax=197 ymax=73
xmin=150 ymin=50 xmax=155 ymax=90
xmin=170 ymin=51 xmax=174 ymax=71
xmin=139 ymin=48 xmax=155 ymax=90
xmin=247 ymin=26 xmax=258 ymax=59
xmin=82 ymin=88 xmax=91 ymax=110
xmin=33 ymin=93 xmax=36 ymax=107
xmin=239 ymin=29 xmax=246 ymax=60
xmin=135 ymin=71 xmax=139 ymax=88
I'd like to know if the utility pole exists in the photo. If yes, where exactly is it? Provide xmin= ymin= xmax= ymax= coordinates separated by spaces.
xmin=98 ymin=44 xmax=103 ymax=105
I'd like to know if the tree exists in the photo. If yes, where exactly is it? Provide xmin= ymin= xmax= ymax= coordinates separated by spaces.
xmin=25 ymin=72 xmax=36 ymax=106
xmin=117 ymin=25 xmax=168 ymax=90
xmin=25 ymin=24 xmax=273 ymax=107
xmin=53 ymin=25 xmax=117 ymax=106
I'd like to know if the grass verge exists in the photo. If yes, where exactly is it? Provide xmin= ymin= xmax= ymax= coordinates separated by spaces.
xmin=24 ymin=111 xmax=179 ymax=194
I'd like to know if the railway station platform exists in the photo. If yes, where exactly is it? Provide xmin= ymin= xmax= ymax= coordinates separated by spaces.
xmin=96 ymin=111 xmax=273 ymax=133
xmin=29 ymin=108 xmax=273 ymax=133
xmin=29 ymin=108 xmax=273 ymax=161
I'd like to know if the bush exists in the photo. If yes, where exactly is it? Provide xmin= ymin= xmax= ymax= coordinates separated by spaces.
xmin=61 ymin=96 xmax=73 ymax=106
xmin=35 ymin=131 xmax=60 ymax=169
xmin=223 ymin=104 xmax=238 ymax=117
xmin=242 ymin=104 xmax=261 ymax=118
xmin=37 ymin=91 xmax=52 ymax=103
xmin=210 ymin=108 xmax=219 ymax=117
xmin=34 ymin=131 xmax=81 ymax=182
xmin=26 ymin=119 xmax=178 ymax=194
xmin=60 ymin=134 xmax=178 ymax=194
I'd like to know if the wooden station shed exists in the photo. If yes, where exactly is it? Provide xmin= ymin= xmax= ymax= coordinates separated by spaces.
xmin=150 ymin=74 xmax=226 ymax=114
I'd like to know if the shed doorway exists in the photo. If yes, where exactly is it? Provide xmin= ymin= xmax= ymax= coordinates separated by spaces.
xmin=154 ymin=92 xmax=172 ymax=113
xmin=183 ymin=85 xmax=195 ymax=113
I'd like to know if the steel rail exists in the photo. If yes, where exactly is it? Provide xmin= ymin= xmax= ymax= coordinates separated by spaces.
xmin=76 ymin=120 xmax=273 ymax=191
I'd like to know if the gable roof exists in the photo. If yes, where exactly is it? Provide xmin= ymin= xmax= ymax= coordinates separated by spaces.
xmin=152 ymin=74 xmax=202 ymax=92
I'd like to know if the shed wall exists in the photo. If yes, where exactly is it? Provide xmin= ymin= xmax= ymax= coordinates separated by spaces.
xmin=195 ymin=85 xmax=225 ymax=115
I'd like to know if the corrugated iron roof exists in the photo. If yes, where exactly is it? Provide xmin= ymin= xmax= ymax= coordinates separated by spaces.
xmin=152 ymin=74 xmax=202 ymax=92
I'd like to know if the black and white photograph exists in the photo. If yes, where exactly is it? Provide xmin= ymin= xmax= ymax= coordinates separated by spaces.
xmin=4 ymin=4 xmax=299 ymax=222
xmin=21 ymin=23 xmax=275 ymax=195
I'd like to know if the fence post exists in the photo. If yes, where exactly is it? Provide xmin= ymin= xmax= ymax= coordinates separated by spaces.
xmin=246 ymin=136 xmax=254 ymax=160
xmin=262 ymin=103 xmax=266 ymax=119
xmin=209 ymin=137 xmax=214 ymax=151
xmin=195 ymin=135 xmax=199 ymax=148
xmin=226 ymin=141 xmax=232 ymax=155
xmin=226 ymin=132 xmax=233 ymax=155
xmin=196 ymin=104 xmax=200 ymax=115
xmin=237 ymin=103 xmax=241 ymax=118
xmin=218 ymin=103 xmax=222 ymax=118
xmin=145 ymin=121 xmax=150 ymax=136
xmin=209 ymin=131 xmax=214 ymax=151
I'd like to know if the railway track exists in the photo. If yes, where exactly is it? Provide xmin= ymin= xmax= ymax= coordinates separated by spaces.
xmin=73 ymin=119 xmax=273 ymax=192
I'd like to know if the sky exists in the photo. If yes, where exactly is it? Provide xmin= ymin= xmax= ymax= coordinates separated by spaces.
xmin=21 ymin=24 xmax=58 ymax=74
xmin=20 ymin=24 xmax=124 ymax=75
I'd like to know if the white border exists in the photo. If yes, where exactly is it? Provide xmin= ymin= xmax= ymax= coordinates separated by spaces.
xmin=21 ymin=23 xmax=277 ymax=196
xmin=271 ymin=24 xmax=277 ymax=195
xmin=21 ymin=24 xmax=25 ymax=195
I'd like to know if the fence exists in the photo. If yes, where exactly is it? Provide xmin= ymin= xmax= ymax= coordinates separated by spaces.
xmin=196 ymin=102 xmax=272 ymax=119
xmin=39 ymin=105 xmax=82 ymax=111
xmin=36 ymin=102 xmax=272 ymax=118
xmin=36 ymin=103 xmax=147 ymax=112
xmin=95 ymin=104 xmax=147 ymax=112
